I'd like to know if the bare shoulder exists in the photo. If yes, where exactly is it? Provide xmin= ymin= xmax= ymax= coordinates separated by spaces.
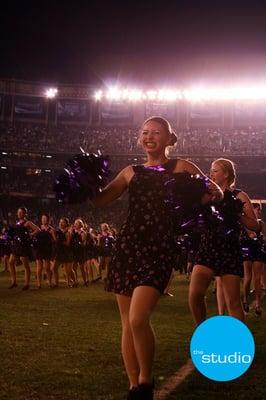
xmin=236 ymin=190 xmax=250 ymax=202
xmin=174 ymin=159 xmax=204 ymax=175
xmin=25 ymin=220 xmax=34 ymax=228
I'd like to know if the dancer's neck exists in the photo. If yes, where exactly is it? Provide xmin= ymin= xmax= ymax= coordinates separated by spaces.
xmin=144 ymin=155 xmax=169 ymax=167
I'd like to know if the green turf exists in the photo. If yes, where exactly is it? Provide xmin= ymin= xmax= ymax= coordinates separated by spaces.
xmin=0 ymin=268 xmax=265 ymax=400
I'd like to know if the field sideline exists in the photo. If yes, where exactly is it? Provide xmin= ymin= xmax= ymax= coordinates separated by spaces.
xmin=0 ymin=267 xmax=265 ymax=400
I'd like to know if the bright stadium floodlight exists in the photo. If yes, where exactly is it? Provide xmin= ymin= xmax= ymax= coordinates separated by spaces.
xmin=230 ymin=86 xmax=266 ymax=100
xmin=106 ymin=87 xmax=122 ymax=101
xmin=184 ymin=86 xmax=266 ymax=101
xmin=146 ymin=90 xmax=157 ymax=100
xmin=127 ymin=89 xmax=143 ymax=101
xmin=183 ymin=88 xmax=214 ymax=101
xmin=45 ymin=88 xmax=58 ymax=99
xmin=93 ymin=85 xmax=266 ymax=102
xmin=94 ymin=90 xmax=103 ymax=101
xmin=157 ymin=89 xmax=182 ymax=101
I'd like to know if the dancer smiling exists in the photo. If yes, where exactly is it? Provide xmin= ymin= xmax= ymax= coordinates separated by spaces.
xmin=91 ymin=116 xmax=222 ymax=400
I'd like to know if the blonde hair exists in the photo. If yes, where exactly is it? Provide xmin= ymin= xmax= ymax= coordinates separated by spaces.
xmin=101 ymin=222 xmax=110 ymax=231
xmin=214 ymin=158 xmax=236 ymax=188
xmin=74 ymin=219 xmax=84 ymax=228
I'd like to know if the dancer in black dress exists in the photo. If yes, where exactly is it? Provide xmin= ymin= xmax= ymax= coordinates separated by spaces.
xmin=189 ymin=158 xmax=259 ymax=324
xmin=92 ymin=116 xmax=223 ymax=400
xmin=8 ymin=207 xmax=39 ymax=290
xmin=98 ymin=223 xmax=115 ymax=280
xmin=52 ymin=218 xmax=73 ymax=287
xmin=0 ymin=224 xmax=11 ymax=272
xmin=85 ymin=227 xmax=99 ymax=282
xmin=242 ymin=203 xmax=265 ymax=316
xmin=34 ymin=214 xmax=56 ymax=288
xmin=260 ymin=218 xmax=266 ymax=297
xmin=71 ymin=219 xmax=87 ymax=286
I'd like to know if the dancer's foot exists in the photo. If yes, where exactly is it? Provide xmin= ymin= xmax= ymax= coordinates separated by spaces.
xmin=127 ymin=387 xmax=139 ymax=400
xmin=254 ymin=306 xmax=262 ymax=317
xmin=8 ymin=283 xmax=18 ymax=289
xmin=138 ymin=383 xmax=154 ymax=400
xmin=242 ymin=302 xmax=249 ymax=314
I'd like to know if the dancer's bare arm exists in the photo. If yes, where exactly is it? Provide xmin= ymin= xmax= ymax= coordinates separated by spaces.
xmin=92 ymin=166 xmax=134 ymax=207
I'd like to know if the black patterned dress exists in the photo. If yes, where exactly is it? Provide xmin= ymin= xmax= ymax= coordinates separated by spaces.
xmin=106 ymin=159 xmax=177 ymax=296
xmin=10 ymin=220 xmax=32 ymax=258
xmin=0 ymin=228 xmax=11 ymax=257
xmin=240 ymin=230 xmax=265 ymax=262
xmin=195 ymin=189 xmax=244 ymax=277
xmin=54 ymin=229 xmax=73 ymax=263
xmin=71 ymin=231 xmax=86 ymax=263
xmin=34 ymin=226 xmax=54 ymax=260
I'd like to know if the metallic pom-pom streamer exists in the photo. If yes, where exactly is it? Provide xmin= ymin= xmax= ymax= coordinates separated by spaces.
xmin=53 ymin=148 xmax=110 ymax=204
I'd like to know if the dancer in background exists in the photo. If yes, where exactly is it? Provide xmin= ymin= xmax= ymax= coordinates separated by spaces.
xmin=189 ymin=158 xmax=259 ymax=324
xmin=0 ymin=223 xmax=11 ymax=272
xmin=52 ymin=218 xmax=74 ymax=287
xmin=8 ymin=207 xmax=39 ymax=290
xmin=242 ymin=203 xmax=265 ymax=316
xmin=71 ymin=219 xmax=87 ymax=286
xmin=98 ymin=223 xmax=115 ymax=280
xmin=35 ymin=213 xmax=56 ymax=288
xmin=85 ymin=227 xmax=99 ymax=283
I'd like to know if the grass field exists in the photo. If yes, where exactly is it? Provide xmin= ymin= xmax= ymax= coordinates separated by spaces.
xmin=0 ymin=267 xmax=265 ymax=400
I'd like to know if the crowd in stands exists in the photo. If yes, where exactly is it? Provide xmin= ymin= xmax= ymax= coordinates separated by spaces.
xmin=1 ymin=122 xmax=266 ymax=156
xmin=1 ymin=121 xmax=265 ymax=228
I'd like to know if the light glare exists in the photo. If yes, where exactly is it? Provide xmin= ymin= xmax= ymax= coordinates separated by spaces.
xmin=94 ymin=86 xmax=266 ymax=102
xmin=45 ymin=88 xmax=58 ymax=98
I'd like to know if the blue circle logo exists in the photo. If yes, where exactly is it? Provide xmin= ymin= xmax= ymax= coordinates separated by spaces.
xmin=190 ymin=316 xmax=255 ymax=381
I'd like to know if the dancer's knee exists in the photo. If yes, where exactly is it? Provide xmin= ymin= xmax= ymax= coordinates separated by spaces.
xmin=129 ymin=313 xmax=149 ymax=333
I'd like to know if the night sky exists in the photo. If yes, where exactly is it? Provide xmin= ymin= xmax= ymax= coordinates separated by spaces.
xmin=2 ymin=1 xmax=266 ymax=85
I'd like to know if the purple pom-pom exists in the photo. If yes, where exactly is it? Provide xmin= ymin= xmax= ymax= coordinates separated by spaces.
xmin=53 ymin=149 xmax=110 ymax=204
xmin=164 ymin=172 xmax=222 ymax=235
xmin=165 ymin=172 xmax=210 ymax=211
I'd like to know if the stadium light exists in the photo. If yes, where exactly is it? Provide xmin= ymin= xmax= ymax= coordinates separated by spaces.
xmin=94 ymin=90 xmax=103 ymax=101
xmin=146 ymin=90 xmax=157 ymax=100
xmin=157 ymin=89 xmax=182 ymax=101
xmin=127 ymin=89 xmax=143 ymax=101
xmin=184 ymin=87 xmax=266 ymax=101
xmin=45 ymin=88 xmax=58 ymax=99
xmin=95 ymin=88 xmax=183 ymax=102
xmin=94 ymin=86 xmax=266 ymax=102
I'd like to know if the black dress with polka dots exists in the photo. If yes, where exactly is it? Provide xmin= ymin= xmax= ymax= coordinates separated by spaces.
xmin=195 ymin=189 xmax=244 ymax=277
xmin=106 ymin=159 xmax=178 ymax=296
